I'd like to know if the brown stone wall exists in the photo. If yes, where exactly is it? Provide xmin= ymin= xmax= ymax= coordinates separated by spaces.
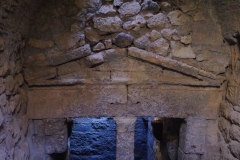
xmin=0 ymin=0 xmax=41 ymax=159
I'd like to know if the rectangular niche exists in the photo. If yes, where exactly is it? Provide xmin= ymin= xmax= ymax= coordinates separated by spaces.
xmin=69 ymin=117 xmax=116 ymax=160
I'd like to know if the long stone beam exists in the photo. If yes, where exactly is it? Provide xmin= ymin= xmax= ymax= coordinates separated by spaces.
xmin=128 ymin=47 xmax=225 ymax=85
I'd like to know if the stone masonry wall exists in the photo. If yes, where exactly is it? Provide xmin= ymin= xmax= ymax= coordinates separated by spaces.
xmin=23 ymin=0 xmax=231 ymax=159
xmin=0 ymin=0 xmax=42 ymax=159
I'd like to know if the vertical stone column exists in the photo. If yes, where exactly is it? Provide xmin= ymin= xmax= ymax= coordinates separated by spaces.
xmin=114 ymin=116 xmax=137 ymax=160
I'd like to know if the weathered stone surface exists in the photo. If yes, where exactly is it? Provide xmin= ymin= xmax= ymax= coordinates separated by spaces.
xmin=113 ymin=0 xmax=123 ymax=6
xmin=147 ymin=13 xmax=170 ymax=29
xmin=75 ymin=0 xmax=102 ymax=9
xmin=180 ymin=3 xmax=197 ymax=13
xmin=0 ymin=61 xmax=9 ymax=77
xmin=128 ymin=47 xmax=222 ymax=84
xmin=134 ymin=34 xmax=151 ymax=50
xmin=57 ymin=62 xmax=81 ymax=76
xmin=15 ymin=73 xmax=24 ymax=86
xmin=148 ymin=38 xmax=169 ymax=56
xmin=179 ymin=117 xmax=207 ymax=154
xmin=47 ymin=44 xmax=91 ymax=66
xmin=118 ymin=2 xmax=141 ymax=17
xmin=219 ymin=117 xmax=231 ymax=143
xmin=71 ymin=23 xmax=85 ymax=33
xmin=181 ymin=35 xmax=192 ymax=44
xmin=93 ymin=42 xmax=105 ymax=51
xmin=161 ymin=29 xmax=176 ymax=41
xmin=104 ymin=39 xmax=112 ymax=49
xmin=171 ymin=42 xmax=196 ymax=59
xmin=4 ymin=75 xmax=15 ymax=95
xmin=85 ymin=53 xmax=104 ymax=67
xmin=113 ymin=32 xmax=134 ymax=48
xmin=24 ymin=53 xmax=48 ymax=67
xmin=150 ymin=30 xmax=161 ymax=41
xmin=28 ymin=39 xmax=54 ymax=49
xmin=54 ymin=32 xmax=84 ymax=50
xmin=229 ymin=141 xmax=240 ymax=159
xmin=0 ymin=78 xmax=5 ymax=94
xmin=98 ymin=4 xmax=116 ymax=15
xmin=93 ymin=16 xmax=122 ymax=32
xmin=114 ymin=117 xmax=137 ymax=160
xmin=24 ymin=66 xmax=56 ymax=82
xmin=0 ymin=37 xmax=5 ymax=50
xmin=230 ymin=125 xmax=240 ymax=143
xmin=167 ymin=10 xmax=190 ymax=26
xmin=44 ymin=119 xmax=68 ymax=154
xmin=123 ymin=15 xmax=146 ymax=30
xmin=141 ymin=0 xmax=159 ymax=12
xmin=85 ymin=27 xmax=101 ymax=45
xmin=178 ymin=148 xmax=201 ymax=160
xmin=28 ymin=85 xmax=128 ymax=118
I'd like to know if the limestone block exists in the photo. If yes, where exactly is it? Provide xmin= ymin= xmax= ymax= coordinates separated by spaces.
xmin=57 ymin=62 xmax=81 ymax=76
xmin=141 ymin=0 xmax=159 ymax=12
xmin=167 ymin=10 xmax=190 ymax=26
xmin=15 ymin=73 xmax=24 ymax=86
xmin=0 ymin=78 xmax=5 ymax=94
xmin=93 ymin=42 xmax=105 ymax=51
xmin=226 ymin=80 xmax=239 ymax=105
xmin=71 ymin=23 xmax=85 ymax=33
xmin=47 ymin=44 xmax=91 ymax=66
xmin=94 ymin=56 xmax=163 ymax=72
xmin=229 ymin=141 xmax=240 ymax=159
xmin=98 ymin=4 xmax=116 ymax=15
xmin=113 ymin=0 xmax=123 ymax=6
xmin=0 ymin=109 xmax=3 ymax=127
xmin=161 ymin=28 xmax=177 ymax=41
xmin=179 ymin=117 xmax=207 ymax=154
xmin=148 ymin=38 xmax=169 ymax=56
xmin=128 ymin=47 xmax=222 ymax=83
xmin=24 ymin=53 xmax=48 ymax=67
xmin=93 ymin=16 xmax=122 ymax=32
xmin=4 ymin=75 xmax=16 ymax=95
xmin=178 ymin=148 xmax=201 ymax=160
xmin=13 ymin=142 xmax=29 ymax=160
xmin=75 ymin=0 xmax=102 ymax=9
xmin=180 ymin=35 xmax=192 ymax=44
xmin=113 ymin=32 xmax=134 ymax=48
xmin=123 ymin=15 xmax=146 ymax=30
xmin=104 ymin=39 xmax=112 ymax=49
xmin=28 ymin=85 xmax=128 ymax=119
xmin=180 ymin=3 xmax=197 ymax=13
xmin=171 ymin=41 xmax=196 ymax=59
xmin=54 ymin=32 xmax=83 ymax=50
xmin=0 ymin=145 xmax=7 ymax=160
xmin=127 ymin=85 xmax=222 ymax=119
xmin=147 ymin=13 xmax=170 ymax=29
xmin=24 ymin=66 xmax=56 ymax=82
xmin=0 ymin=93 xmax=7 ymax=108
xmin=85 ymin=53 xmax=104 ymax=67
xmin=0 ymin=37 xmax=5 ymax=50
xmin=134 ymin=34 xmax=151 ymax=50
xmin=230 ymin=124 xmax=240 ymax=143
xmin=85 ymin=27 xmax=101 ymax=45
xmin=118 ymin=2 xmax=141 ymax=17
xmin=28 ymin=39 xmax=54 ymax=49
xmin=150 ymin=30 xmax=161 ymax=41
xmin=0 ymin=61 xmax=9 ymax=77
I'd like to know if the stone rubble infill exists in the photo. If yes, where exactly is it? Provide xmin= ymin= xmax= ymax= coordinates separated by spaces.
xmin=93 ymin=16 xmax=122 ymax=32
xmin=128 ymin=47 xmax=224 ymax=83
xmin=118 ymin=1 xmax=141 ymax=17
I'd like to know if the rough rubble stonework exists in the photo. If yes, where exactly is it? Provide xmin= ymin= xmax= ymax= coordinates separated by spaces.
xmin=1 ymin=0 xmax=240 ymax=159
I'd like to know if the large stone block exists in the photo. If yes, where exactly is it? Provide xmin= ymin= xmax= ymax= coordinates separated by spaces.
xmin=28 ymin=85 xmax=127 ymax=119
xmin=128 ymin=85 xmax=222 ymax=119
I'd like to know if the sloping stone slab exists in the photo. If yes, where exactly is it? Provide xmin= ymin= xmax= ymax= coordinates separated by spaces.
xmin=128 ymin=47 xmax=224 ymax=85
xmin=47 ymin=44 xmax=91 ymax=66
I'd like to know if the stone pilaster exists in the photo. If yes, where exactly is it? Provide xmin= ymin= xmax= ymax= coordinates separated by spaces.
xmin=114 ymin=116 xmax=137 ymax=160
